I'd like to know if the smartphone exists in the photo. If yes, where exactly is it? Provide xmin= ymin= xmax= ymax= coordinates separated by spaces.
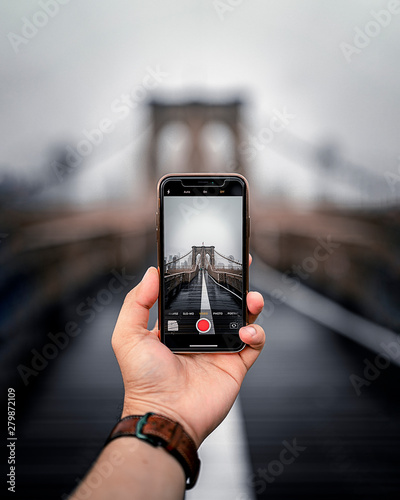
xmin=156 ymin=173 xmax=250 ymax=353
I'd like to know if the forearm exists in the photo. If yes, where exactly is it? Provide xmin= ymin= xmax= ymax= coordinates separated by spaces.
xmin=69 ymin=437 xmax=186 ymax=500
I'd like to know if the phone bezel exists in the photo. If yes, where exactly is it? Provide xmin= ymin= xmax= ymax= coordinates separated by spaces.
xmin=157 ymin=173 xmax=249 ymax=353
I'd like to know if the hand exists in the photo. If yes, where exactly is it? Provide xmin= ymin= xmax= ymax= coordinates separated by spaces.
xmin=111 ymin=261 xmax=265 ymax=448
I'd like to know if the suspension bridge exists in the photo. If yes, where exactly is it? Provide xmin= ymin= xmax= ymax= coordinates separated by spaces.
xmin=1 ymin=99 xmax=399 ymax=499
xmin=163 ymin=245 xmax=242 ymax=334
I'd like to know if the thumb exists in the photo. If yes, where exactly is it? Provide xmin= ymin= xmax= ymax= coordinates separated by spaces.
xmin=112 ymin=267 xmax=159 ymax=344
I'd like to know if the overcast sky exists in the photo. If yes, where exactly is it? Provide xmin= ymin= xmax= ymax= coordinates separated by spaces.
xmin=164 ymin=196 xmax=242 ymax=262
xmin=1 ymin=0 xmax=399 ymax=205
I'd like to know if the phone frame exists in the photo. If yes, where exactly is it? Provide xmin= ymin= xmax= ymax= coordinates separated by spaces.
xmin=156 ymin=173 xmax=250 ymax=353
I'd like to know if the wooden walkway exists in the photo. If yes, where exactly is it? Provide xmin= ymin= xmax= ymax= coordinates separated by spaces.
xmin=10 ymin=262 xmax=400 ymax=499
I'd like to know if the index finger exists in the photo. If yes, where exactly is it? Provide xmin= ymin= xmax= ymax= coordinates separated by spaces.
xmin=247 ymin=290 xmax=264 ymax=324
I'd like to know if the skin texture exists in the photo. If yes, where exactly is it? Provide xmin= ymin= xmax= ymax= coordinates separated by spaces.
xmin=70 ymin=261 xmax=265 ymax=499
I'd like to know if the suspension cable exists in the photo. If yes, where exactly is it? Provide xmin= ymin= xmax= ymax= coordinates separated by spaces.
xmin=214 ymin=249 xmax=241 ymax=266
xmin=165 ymin=249 xmax=192 ymax=266
xmin=166 ymin=247 xmax=241 ymax=267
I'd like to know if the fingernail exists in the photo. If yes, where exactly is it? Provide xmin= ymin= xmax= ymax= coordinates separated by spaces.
xmin=243 ymin=326 xmax=256 ymax=337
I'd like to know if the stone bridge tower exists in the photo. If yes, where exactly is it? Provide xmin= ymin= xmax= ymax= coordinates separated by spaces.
xmin=191 ymin=245 xmax=215 ymax=268
xmin=147 ymin=99 xmax=246 ymax=186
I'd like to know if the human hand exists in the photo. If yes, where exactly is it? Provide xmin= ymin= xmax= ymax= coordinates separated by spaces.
xmin=111 ymin=261 xmax=265 ymax=448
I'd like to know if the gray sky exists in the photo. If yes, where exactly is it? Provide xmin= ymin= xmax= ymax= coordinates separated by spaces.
xmin=164 ymin=196 xmax=242 ymax=262
xmin=1 ymin=1 xmax=399 ymax=204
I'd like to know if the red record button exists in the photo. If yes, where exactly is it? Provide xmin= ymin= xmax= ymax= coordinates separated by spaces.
xmin=196 ymin=318 xmax=211 ymax=333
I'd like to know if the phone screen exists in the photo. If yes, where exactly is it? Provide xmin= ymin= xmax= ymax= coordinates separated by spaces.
xmin=158 ymin=175 xmax=248 ymax=352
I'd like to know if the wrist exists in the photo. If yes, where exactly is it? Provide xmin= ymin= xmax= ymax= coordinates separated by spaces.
xmin=106 ymin=412 xmax=201 ymax=489
xmin=122 ymin=399 xmax=200 ymax=449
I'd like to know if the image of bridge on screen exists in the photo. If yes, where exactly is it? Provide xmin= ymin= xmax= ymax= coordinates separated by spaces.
xmin=163 ymin=245 xmax=243 ymax=335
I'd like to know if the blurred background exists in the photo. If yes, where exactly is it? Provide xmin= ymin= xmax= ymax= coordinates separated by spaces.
xmin=1 ymin=1 xmax=400 ymax=498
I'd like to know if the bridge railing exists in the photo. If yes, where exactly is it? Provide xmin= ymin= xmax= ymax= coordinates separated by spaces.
xmin=207 ymin=267 xmax=242 ymax=295
xmin=165 ymin=266 xmax=199 ymax=300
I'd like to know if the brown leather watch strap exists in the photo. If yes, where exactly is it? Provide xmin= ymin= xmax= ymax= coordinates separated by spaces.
xmin=105 ymin=413 xmax=200 ymax=489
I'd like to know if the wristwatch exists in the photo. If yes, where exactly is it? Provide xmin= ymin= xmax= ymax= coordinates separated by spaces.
xmin=105 ymin=412 xmax=201 ymax=489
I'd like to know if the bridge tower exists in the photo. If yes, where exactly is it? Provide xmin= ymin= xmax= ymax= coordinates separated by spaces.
xmin=147 ymin=99 xmax=246 ymax=186
xmin=191 ymin=245 xmax=215 ymax=268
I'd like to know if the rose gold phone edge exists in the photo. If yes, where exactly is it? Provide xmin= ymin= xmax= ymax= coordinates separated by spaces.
xmin=156 ymin=172 xmax=250 ymax=353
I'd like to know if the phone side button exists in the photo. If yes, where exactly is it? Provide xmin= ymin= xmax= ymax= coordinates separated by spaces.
xmin=155 ymin=212 xmax=159 ymax=243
